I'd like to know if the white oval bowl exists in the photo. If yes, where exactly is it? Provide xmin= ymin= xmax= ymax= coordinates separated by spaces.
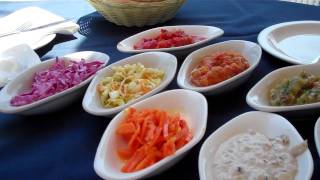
xmin=0 ymin=51 xmax=109 ymax=115
xmin=198 ymin=111 xmax=314 ymax=180
xmin=117 ymin=25 xmax=224 ymax=53
xmin=247 ymin=63 xmax=320 ymax=113
xmin=94 ymin=89 xmax=208 ymax=180
xmin=315 ymin=116 xmax=320 ymax=158
xmin=82 ymin=52 xmax=177 ymax=117
xmin=0 ymin=43 xmax=40 ymax=88
xmin=177 ymin=40 xmax=262 ymax=95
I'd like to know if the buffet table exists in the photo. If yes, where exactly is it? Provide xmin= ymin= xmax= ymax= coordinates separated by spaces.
xmin=0 ymin=0 xmax=319 ymax=179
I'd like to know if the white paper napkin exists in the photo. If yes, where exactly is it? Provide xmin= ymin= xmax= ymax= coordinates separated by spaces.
xmin=277 ymin=34 xmax=320 ymax=64
xmin=0 ymin=6 xmax=79 ymax=50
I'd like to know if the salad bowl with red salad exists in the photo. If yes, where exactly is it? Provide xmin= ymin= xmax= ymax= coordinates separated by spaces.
xmin=117 ymin=25 xmax=223 ymax=53
xmin=0 ymin=51 xmax=109 ymax=115
xmin=177 ymin=40 xmax=262 ymax=95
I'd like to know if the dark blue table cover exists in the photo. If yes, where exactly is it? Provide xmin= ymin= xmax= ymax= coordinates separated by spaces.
xmin=0 ymin=0 xmax=319 ymax=179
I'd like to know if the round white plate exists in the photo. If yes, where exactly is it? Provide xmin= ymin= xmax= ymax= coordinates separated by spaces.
xmin=0 ymin=32 xmax=56 ymax=50
xmin=258 ymin=21 xmax=320 ymax=65
xmin=315 ymin=117 xmax=320 ymax=158
xmin=31 ymin=34 xmax=56 ymax=50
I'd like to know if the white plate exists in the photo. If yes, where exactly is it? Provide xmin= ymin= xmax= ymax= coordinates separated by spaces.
xmin=0 ymin=7 xmax=79 ymax=50
xmin=0 ymin=44 xmax=40 ymax=87
xmin=94 ymin=89 xmax=208 ymax=180
xmin=117 ymin=25 xmax=224 ymax=53
xmin=177 ymin=40 xmax=261 ymax=95
xmin=246 ymin=63 xmax=320 ymax=113
xmin=82 ymin=52 xmax=177 ymax=116
xmin=315 ymin=117 xmax=320 ymax=158
xmin=0 ymin=51 xmax=109 ymax=115
xmin=198 ymin=111 xmax=314 ymax=180
xmin=258 ymin=21 xmax=320 ymax=65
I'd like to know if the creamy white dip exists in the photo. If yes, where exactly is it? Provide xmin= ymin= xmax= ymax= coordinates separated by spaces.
xmin=208 ymin=131 xmax=307 ymax=180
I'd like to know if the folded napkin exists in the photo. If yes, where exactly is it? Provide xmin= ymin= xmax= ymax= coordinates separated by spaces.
xmin=276 ymin=35 xmax=320 ymax=64
xmin=0 ymin=6 xmax=79 ymax=50
xmin=0 ymin=44 xmax=41 ymax=88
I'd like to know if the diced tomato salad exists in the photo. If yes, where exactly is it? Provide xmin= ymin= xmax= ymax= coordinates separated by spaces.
xmin=190 ymin=51 xmax=250 ymax=87
xmin=134 ymin=29 xmax=205 ymax=49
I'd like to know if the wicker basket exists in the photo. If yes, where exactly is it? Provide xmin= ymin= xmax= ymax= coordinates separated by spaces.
xmin=87 ymin=0 xmax=186 ymax=27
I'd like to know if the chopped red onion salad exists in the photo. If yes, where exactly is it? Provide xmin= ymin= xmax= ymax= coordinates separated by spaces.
xmin=10 ymin=58 xmax=103 ymax=106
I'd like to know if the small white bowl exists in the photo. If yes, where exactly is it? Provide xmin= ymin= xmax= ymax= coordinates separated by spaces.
xmin=0 ymin=44 xmax=40 ymax=88
xmin=94 ymin=89 xmax=208 ymax=180
xmin=82 ymin=52 xmax=177 ymax=117
xmin=198 ymin=111 xmax=314 ymax=180
xmin=315 ymin=117 xmax=320 ymax=158
xmin=0 ymin=51 xmax=109 ymax=115
xmin=177 ymin=40 xmax=262 ymax=95
xmin=247 ymin=63 xmax=320 ymax=113
xmin=117 ymin=25 xmax=224 ymax=53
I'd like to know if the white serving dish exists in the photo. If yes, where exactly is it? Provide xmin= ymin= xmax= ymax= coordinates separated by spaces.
xmin=247 ymin=63 xmax=320 ymax=113
xmin=258 ymin=21 xmax=320 ymax=65
xmin=0 ymin=44 xmax=40 ymax=87
xmin=315 ymin=116 xmax=320 ymax=158
xmin=177 ymin=40 xmax=262 ymax=95
xmin=94 ymin=89 xmax=208 ymax=180
xmin=0 ymin=51 xmax=109 ymax=115
xmin=82 ymin=52 xmax=177 ymax=117
xmin=0 ymin=6 xmax=79 ymax=50
xmin=117 ymin=25 xmax=223 ymax=53
xmin=198 ymin=111 xmax=314 ymax=180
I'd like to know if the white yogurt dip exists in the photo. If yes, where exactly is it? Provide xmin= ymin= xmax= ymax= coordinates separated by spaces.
xmin=208 ymin=131 xmax=307 ymax=180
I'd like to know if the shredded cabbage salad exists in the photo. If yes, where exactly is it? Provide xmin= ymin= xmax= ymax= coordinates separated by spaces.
xmin=97 ymin=63 xmax=164 ymax=108
xmin=10 ymin=58 xmax=103 ymax=106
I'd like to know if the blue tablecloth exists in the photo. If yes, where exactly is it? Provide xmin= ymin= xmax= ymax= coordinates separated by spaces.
xmin=0 ymin=0 xmax=319 ymax=179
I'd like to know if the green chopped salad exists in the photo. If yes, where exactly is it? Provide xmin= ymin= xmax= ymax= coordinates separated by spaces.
xmin=269 ymin=71 xmax=320 ymax=106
